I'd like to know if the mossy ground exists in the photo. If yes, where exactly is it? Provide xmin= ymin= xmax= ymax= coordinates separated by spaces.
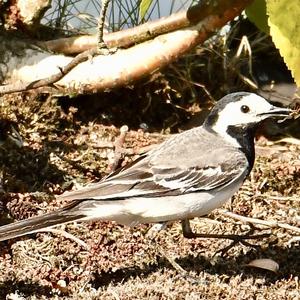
xmin=0 ymin=87 xmax=299 ymax=300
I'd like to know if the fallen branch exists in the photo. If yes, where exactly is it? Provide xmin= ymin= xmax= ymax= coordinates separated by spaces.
xmin=39 ymin=2 xmax=222 ymax=55
xmin=0 ymin=0 xmax=253 ymax=96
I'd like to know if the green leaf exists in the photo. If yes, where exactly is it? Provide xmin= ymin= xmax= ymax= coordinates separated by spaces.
xmin=139 ymin=0 xmax=153 ymax=21
xmin=245 ymin=0 xmax=269 ymax=33
xmin=267 ymin=0 xmax=300 ymax=87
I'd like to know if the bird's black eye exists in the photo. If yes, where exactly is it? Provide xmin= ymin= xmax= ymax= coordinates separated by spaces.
xmin=241 ymin=105 xmax=250 ymax=113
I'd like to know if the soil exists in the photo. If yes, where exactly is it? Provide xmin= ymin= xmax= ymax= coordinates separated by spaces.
xmin=0 ymin=88 xmax=300 ymax=300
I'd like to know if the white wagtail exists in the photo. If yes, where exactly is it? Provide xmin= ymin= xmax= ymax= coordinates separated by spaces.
xmin=0 ymin=92 xmax=291 ymax=242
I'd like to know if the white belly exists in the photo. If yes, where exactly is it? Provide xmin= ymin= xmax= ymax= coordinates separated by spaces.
xmin=81 ymin=178 xmax=244 ymax=226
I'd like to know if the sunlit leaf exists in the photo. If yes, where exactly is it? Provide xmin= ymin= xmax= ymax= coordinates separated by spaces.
xmin=139 ymin=0 xmax=153 ymax=21
xmin=267 ymin=0 xmax=300 ymax=87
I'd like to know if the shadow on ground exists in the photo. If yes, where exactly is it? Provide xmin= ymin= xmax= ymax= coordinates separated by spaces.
xmin=0 ymin=281 xmax=54 ymax=298
xmin=91 ymin=243 xmax=300 ymax=289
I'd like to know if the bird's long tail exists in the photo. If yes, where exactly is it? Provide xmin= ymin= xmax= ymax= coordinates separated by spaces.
xmin=0 ymin=200 xmax=86 ymax=242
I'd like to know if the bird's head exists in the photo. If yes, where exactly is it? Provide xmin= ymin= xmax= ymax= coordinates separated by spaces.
xmin=204 ymin=92 xmax=291 ymax=139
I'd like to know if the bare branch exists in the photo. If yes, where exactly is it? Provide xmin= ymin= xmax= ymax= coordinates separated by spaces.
xmin=97 ymin=0 xmax=110 ymax=50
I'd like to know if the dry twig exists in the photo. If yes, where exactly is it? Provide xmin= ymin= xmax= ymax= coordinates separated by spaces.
xmin=97 ymin=0 xmax=110 ymax=51
xmin=218 ymin=209 xmax=300 ymax=234
xmin=36 ymin=227 xmax=89 ymax=249
xmin=109 ymin=125 xmax=129 ymax=172
xmin=0 ymin=48 xmax=98 ymax=95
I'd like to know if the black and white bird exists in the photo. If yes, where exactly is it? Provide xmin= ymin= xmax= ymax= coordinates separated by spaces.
xmin=0 ymin=92 xmax=291 ymax=242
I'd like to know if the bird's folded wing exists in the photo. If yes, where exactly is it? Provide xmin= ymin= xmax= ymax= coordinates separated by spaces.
xmin=57 ymin=143 xmax=248 ymax=201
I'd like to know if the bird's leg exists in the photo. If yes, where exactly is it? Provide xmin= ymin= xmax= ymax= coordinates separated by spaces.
xmin=181 ymin=219 xmax=270 ymax=245
xmin=146 ymin=222 xmax=168 ymax=238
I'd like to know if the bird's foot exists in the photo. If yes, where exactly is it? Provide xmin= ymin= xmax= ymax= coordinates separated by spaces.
xmin=181 ymin=219 xmax=270 ymax=256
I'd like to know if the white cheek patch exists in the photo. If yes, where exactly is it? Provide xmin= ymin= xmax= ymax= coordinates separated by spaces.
xmin=211 ymin=94 xmax=273 ymax=147
xmin=211 ymin=102 xmax=244 ymax=147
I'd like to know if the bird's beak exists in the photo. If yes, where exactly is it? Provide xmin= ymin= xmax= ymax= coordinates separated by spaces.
xmin=258 ymin=106 xmax=292 ymax=119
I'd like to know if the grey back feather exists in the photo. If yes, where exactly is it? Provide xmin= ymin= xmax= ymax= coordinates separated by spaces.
xmin=57 ymin=127 xmax=248 ymax=201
